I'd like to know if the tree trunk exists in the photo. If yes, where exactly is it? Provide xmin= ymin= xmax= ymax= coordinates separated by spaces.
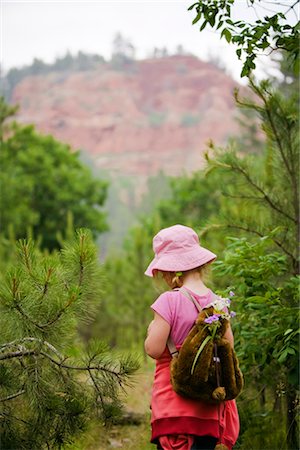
xmin=273 ymin=389 xmax=282 ymax=413
xmin=260 ymin=385 xmax=266 ymax=408
xmin=286 ymin=386 xmax=299 ymax=449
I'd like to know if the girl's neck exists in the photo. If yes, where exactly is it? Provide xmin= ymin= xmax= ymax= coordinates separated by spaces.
xmin=182 ymin=272 xmax=210 ymax=296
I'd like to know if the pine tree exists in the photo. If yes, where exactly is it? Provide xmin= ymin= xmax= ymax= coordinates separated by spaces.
xmin=205 ymin=77 xmax=299 ymax=274
xmin=0 ymin=229 xmax=139 ymax=449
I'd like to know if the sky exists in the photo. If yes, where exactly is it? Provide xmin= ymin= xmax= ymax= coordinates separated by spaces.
xmin=1 ymin=0 xmax=299 ymax=82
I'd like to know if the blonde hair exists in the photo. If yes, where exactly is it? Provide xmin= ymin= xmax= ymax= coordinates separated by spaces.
xmin=154 ymin=264 xmax=211 ymax=289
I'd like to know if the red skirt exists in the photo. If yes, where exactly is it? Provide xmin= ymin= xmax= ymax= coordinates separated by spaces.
xmin=150 ymin=349 xmax=239 ymax=449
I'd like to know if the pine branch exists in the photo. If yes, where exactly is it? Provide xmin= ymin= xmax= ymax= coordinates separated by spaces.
xmin=0 ymin=410 xmax=32 ymax=426
xmin=0 ymin=349 xmax=35 ymax=360
xmin=22 ymin=241 xmax=33 ymax=274
xmin=10 ymin=276 xmax=47 ymax=331
xmin=222 ymin=192 xmax=267 ymax=201
xmin=226 ymin=224 xmax=296 ymax=262
xmin=14 ymin=302 xmax=45 ymax=331
xmin=11 ymin=290 xmax=78 ymax=331
xmin=40 ymin=351 xmax=127 ymax=380
xmin=0 ymin=389 xmax=25 ymax=402
xmin=0 ymin=346 xmax=132 ymax=381
xmin=88 ymin=367 xmax=105 ymax=412
xmin=78 ymin=234 xmax=85 ymax=286
xmin=248 ymin=80 xmax=299 ymax=216
xmin=206 ymin=147 xmax=296 ymax=224
xmin=201 ymin=221 xmax=296 ymax=266
xmin=37 ymin=292 xmax=78 ymax=328
xmin=229 ymin=161 xmax=296 ymax=223
xmin=1 ymin=337 xmax=63 ymax=359
xmin=236 ymin=82 xmax=297 ymax=180
xmin=287 ymin=0 xmax=300 ymax=16
xmin=38 ymin=267 xmax=54 ymax=301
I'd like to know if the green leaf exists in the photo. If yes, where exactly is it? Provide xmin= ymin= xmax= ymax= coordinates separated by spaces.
xmin=200 ymin=19 xmax=208 ymax=31
xmin=287 ymin=348 xmax=296 ymax=355
xmin=187 ymin=2 xmax=199 ymax=11
xmin=278 ymin=349 xmax=289 ymax=363
xmin=217 ymin=20 xmax=224 ymax=30
xmin=191 ymin=335 xmax=212 ymax=374
xmin=207 ymin=11 xmax=217 ymax=27
xmin=221 ymin=28 xmax=232 ymax=43
xmin=192 ymin=11 xmax=202 ymax=25
xmin=226 ymin=19 xmax=234 ymax=26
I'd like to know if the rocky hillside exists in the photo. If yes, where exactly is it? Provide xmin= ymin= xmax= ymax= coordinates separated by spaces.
xmin=12 ymin=55 xmax=241 ymax=187
xmin=10 ymin=55 xmax=244 ymax=249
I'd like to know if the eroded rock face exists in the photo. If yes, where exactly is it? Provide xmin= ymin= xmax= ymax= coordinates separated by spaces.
xmin=12 ymin=55 xmax=241 ymax=182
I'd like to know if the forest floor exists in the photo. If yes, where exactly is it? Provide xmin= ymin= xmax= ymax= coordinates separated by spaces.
xmin=70 ymin=360 xmax=155 ymax=450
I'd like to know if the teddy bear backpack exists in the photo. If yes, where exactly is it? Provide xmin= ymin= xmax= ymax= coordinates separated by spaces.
xmin=167 ymin=287 xmax=244 ymax=405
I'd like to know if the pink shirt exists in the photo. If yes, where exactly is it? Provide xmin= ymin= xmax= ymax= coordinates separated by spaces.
xmin=151 ymin=288 xmax=214 ymax=345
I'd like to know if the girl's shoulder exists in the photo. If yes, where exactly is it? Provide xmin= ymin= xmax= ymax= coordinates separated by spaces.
xmin=153 ymin=288 xmax=213 ymax=305
xmin=151 ymin=290 xmax=181 ymax=326
xmin=152 ymin=289 xmax=181 ymax=306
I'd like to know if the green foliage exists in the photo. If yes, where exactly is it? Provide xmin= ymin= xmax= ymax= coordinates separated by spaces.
xmin=0 ymin=97 xmax=108 ymax=250
xmin=92 ymin=225 xmax=157 ymax=354
xmin=205 ymin=78 xmax=299 ymax=274
xmin=156 ymin=170 xmax=222 ymax=226
xmin=188 ymin=0 xmax=300 ymax=77
xmin=200 ymin=77 xmax=299 ymax=447
xmin=0 ymin=101 xmax=18 ymax=137
xmin=237 ymin=405 xmax=288 ymax=450
xmin=214 ymin=236 xmax=299 ymax=449
xmin=0 ymin=230 xmax=139 ymax=449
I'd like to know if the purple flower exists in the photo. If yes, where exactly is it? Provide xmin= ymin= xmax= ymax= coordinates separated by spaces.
xmin=230 ymin=311 xmax=236 ymax=318
xmin=205 ymin=314 xmax=220 ymax=324
xmin=229 ymin=291 xmax=235 ymax=297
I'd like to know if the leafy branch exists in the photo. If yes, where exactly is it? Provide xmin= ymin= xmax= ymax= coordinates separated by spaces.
xmin=188 ymin=0 xmax=300 ymax=76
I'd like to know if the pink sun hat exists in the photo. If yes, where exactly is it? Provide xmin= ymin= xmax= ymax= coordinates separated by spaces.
xmin=145 ymin=224 xmax=217 ymax=277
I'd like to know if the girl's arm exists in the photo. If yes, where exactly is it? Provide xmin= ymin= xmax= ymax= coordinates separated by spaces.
xmin=144 ymin=312 xmax=171 ymax=359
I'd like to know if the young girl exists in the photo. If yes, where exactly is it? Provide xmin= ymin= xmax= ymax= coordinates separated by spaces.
xmin=144 ymin=224 xmax=239 ymax=450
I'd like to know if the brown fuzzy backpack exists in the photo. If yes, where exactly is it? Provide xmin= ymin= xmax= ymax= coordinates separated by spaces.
xmin=167 ymin=288 xmax=244 ymax=405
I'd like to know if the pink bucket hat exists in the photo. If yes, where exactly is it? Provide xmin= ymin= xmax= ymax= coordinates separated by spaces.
xmin=145 ymin=224 xmax=216 ymax=277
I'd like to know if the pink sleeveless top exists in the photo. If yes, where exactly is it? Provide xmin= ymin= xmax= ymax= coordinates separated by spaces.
xmin=150 ymin=289 xmax=240 ymax=449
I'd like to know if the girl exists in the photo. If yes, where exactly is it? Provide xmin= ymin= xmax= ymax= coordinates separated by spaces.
xmin=144 ymin=224 xmax=239 ymax=450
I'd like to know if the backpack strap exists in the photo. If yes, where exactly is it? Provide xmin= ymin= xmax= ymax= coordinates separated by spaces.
xmin=167 ymin=287 xmax=202 ymax=358
xmin=179 ymin=286 xmax=202 ymax=313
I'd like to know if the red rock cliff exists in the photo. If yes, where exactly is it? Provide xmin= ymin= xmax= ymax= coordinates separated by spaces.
xmin=12 ymin=55 xmax=241 ymax=182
